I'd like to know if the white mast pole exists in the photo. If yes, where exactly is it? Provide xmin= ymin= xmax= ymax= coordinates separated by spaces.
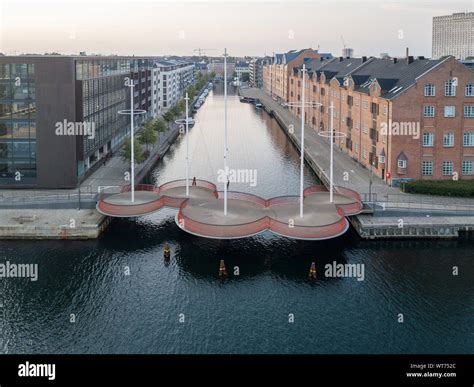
xmin=299 ymin=64 xmax=306 ymax=218
xmin=330 ymin=100 xmax=334 ymax=203
xmin=185 ymin=92 xmax=189 ymax=196
xmin=130 ymin=83 xmax=135 ymax=203
xmin=224 ymin=48 xmax=228 ymax=216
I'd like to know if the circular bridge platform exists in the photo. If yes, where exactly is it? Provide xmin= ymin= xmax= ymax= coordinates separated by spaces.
xmin=97 ymin=179 xmax=362 ymax=240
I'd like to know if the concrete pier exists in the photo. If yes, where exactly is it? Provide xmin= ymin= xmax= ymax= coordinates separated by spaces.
xmin=0 ymin=124 xmax=180 ymax=239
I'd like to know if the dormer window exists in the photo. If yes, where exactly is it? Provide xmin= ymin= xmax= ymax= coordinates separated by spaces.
xmin=398 ymin=159 xmax=406 ymax=169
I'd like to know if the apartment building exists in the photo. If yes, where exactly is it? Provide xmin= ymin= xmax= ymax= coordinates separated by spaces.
xmin=288 ymin=55 xmax=474 ymax=186
xmin=433 ymin=12 xmax=474 ymax=60
xmin=263 ymin=49 xmax=331 ymax=103
xmin=155 ymin=59 xmax=194 ymax=112
xmin=235 ymin=61 xmax=250 ymax=80
xmin=0 ymin=56 xmax=153 ymax=188
xmin=209 ymin=61 xmax=235 ymax=80
xmin=249 ymin=57 xmax=270 ymax=88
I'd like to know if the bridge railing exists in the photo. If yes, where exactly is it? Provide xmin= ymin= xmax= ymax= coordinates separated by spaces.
xmin=361 ymin=192 xmax=474 ymax=213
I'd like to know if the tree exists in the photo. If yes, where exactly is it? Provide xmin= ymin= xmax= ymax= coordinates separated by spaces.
xmin=138 ymin=121 xmax=158 ymax=150
xmin=242 ymin=73 xmax=250 ymax=82
xmin=163 ymin=111 xmax=175 ymax=129
xmin=121 ymin=137 xmax=145 ymax=164
xmin=153 ymin=118 xmax=167 ymax=134
xmin=187 ymin=85 xmax=196 ymax=100
xmin=170 ymin=103 xmax=182 ymax=118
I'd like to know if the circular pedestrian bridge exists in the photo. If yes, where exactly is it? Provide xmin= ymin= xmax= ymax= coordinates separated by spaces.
xmin=97 ymin=179 xmax=362 ymax=240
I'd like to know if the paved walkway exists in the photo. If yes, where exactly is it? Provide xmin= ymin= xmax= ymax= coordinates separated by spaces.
xmin=240 ymin=88 xmax=474 ymax=211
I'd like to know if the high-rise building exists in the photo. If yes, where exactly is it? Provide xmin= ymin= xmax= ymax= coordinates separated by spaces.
xmin=432 ymin=12 xmax=474 ymax=60
xmin=342 ymin=48 xmax=354 ymax=58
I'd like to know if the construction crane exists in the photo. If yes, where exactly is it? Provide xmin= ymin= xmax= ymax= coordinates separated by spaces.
xmin=193 ymin=48 xmax=217 ymax=57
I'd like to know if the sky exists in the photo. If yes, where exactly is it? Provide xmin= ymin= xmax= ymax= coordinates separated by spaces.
xmin=0 ymin=0 xmax=473 ymax=58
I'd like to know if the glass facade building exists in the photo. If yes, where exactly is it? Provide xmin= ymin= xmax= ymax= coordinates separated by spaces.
xmin=75 ymin=58 xmax=153 ymax=178
xmin=0 ymin=63 xmax=37 ymax=185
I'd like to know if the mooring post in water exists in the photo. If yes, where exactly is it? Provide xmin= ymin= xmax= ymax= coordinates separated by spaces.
xmin=163 ymin=243 xmax=171 ymax=260
xmin=219 ymin=259 xmax=228 ymax=277
xmin=309 ymin=262 xmax=317 ymax=279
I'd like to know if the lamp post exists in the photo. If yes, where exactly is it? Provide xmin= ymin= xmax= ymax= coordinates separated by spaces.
xmin=185 ymin=92 xmax=190 ymax=196
xmin=329 ymin=100 xmax=335 ymax=203
xmin=285 ymin=64 xmax=322 ymax=217
xmin=299 ymin=64 xmax=306 ymax=218
xmin=118 ymin=78 xmax=146 ymax=203
xmin=369 ymin=158 xmax=375 ymax=205
xmin=223 ymin=48 xmax=228 ymax=216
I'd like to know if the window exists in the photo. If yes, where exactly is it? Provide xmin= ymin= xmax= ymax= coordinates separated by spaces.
xmin=443 ymin=132 xmax=454 ymax=147
xmin=462 ymin=160 xmax=473 ymax=175
xmin=424 ymin=84 xmax=435 ymax=96
xmin=398 ymin=159 xmax=406 ymax=168
xmin=442 ymin=161 xmax=454 ymax=176
xmin=463 ymin=132 xmax=474 ymax=147
xmin=465 ymin=84 xmax=474 ymax=96
xmin=355 ymin=143 xmax=359 ymax=153
xmin=379 ymin=155 xmax=385 ymax=164
xmin=383 ymin=106 xmax=388 ymax=115
xmin=362 ymin=148 xmax=367 ymax=159
xmin=444 ymin=106 xmax=455 ymax=117
xmin=464 ymin=105 xmax=474 ymax=118
xmin=422 ymin=132 xmax=434 ymax=147
xmin=422 ymin=161 xmax=433 ymax=175
xmin=362 ymin=124 xmax=368 ymax=134
xmin=423 ymin=105 xmax=435 ymax=117
xmin=362 ymin=100 xmax=368 ymax=109
xmin=445 ymin=80 xmax=456 ymax=96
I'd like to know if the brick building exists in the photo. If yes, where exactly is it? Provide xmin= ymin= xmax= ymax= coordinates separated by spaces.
xmin=288 ymin=55 xmax=474 ymax=186
xmin=262 ymin=49 xmax=329 ymax=103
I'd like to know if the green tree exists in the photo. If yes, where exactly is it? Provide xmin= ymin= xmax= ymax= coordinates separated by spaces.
xmin=138 ymin=121 xmax=158 ymax=150
xmin=153 ymin=118 xmax=167 ymax=134
xmin=187 ymin=85 xmax=196 ymax=100
xmin=163 ymin=111 xmax=175 ymax=129
xmin=241 ymin=73 xmax=250 ymax=82
xmin=121 ymin=137 xmax=145 ymax=164
xmin=170 ymin=102 xmax=183 ymax=118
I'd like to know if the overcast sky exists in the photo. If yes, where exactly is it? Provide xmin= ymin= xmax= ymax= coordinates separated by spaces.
xmin=0 ymin=0 xmax=473 ymax=57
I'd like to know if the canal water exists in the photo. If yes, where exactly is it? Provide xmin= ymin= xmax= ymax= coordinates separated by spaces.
xmin=0 ymin=85 xmax=473 ymax=354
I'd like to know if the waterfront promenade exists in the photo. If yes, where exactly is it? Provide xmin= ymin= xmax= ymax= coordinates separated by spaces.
xmin=240 ymin=87 xmax=474 ymax=239
xmin=240 ymin=87 xmax=474 ymax=211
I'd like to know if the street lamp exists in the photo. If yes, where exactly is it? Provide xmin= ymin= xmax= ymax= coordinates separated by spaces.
xmin=118 ymin=78 xmax=146 ymax=203
xmin=317 ymin=101 xmax=347 ymax=204
xmin=284 ymin=64 xmax=322 ymax=218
